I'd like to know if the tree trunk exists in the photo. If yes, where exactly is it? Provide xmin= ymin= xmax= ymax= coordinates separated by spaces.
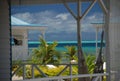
xmin=77 ymin=0 xmax=90 ymax=81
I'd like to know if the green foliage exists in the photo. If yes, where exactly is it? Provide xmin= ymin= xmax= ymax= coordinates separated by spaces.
xmin=13 ymin=65 xmax=78 ymax=78
xmin=64 ymin=46 xmax=77 ymax=61
xmin=12 ymin=60 xmax=22 ymax=71
xmin=31 ymin=37 xmax=62 ymax=64
xmin=84 ymin=54 xmax=96 ymax=74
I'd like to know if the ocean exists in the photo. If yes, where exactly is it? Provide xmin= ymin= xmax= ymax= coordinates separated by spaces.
xmin=28 ymin=41 xmax=104 ymax=55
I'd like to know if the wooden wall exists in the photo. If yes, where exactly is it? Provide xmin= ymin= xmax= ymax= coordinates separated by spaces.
xmin=108 ymin=0 xmax=120 ymax=81
xmin=0 ymin=0 xmax=11 ymax=81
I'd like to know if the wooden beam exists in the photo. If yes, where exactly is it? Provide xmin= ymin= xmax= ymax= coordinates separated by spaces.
xmin=81 ymin=0 xmax=97 ymax=19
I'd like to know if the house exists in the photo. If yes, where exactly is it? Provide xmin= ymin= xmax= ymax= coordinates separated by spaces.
xmin=11 ymin=16 xmax=47 ymax=60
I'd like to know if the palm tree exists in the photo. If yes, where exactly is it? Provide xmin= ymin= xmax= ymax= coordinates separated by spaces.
xmin=32 ymin=37 xmax=61 ymax=64
xmin=64 ymin=46 xmax=77 ymax=81
xmin=64 ymin=46 xmax=77 ymax=62
xmin=85 ymin=55 xmax=96 ymax=74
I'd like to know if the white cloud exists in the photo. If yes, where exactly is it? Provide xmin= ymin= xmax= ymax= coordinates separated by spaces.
xmin=81 ymin=13 xmax=103 ymax=32
xmin=55 ymin=13 xmax=69 ymax=20
xmin=13 ymin=12 xmax=35 ymax=23
xmin=87 ymin=15 xmax=96 ymax=20
xmin=12 ymin=11 xmax=103 ymax=34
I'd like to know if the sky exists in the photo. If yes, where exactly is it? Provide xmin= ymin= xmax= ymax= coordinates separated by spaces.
xmin=11 ymin=2 xmax=104 ymax=41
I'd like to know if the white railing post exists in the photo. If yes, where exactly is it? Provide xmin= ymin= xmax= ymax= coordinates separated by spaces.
xmin=31 ymin=64 xmax=34 ymax=79
xmin=23 ymin=64 xmax=26 ymax=80
xmin=58 ymin=77 xmax=62 ymax=81
xmin=94 ymin=76 xmax=99 ymax=81
xmin=99 ymin=76 xmax=102 ymax=81
xmin=70 ymin=64 xmax=72 ymax=81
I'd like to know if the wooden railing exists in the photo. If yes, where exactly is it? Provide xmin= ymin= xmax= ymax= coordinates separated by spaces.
xmin=14 ymin=73 xmax=108 ymax=81
xmin=12 ymin=63 xmax=108 ymax=81
xmin=12 ymin=63 xmax=77 ymax=80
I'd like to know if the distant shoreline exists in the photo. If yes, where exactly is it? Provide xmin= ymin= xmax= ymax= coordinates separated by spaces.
xmin=28 ymin=40 xmax=103 ymax=44
xmin=28 ymin=40 xmax=105 ymax=48
xmin=28 ymin=41 xmax=105 ymax=54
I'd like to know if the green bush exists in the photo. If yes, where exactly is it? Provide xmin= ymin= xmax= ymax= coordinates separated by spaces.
xmin=34 ymin=65 xmax=77 ymax=77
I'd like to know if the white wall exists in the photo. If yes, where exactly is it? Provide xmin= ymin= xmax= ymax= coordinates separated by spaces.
xmin=12 ymin=46 xmax=28 ymax=60
xmin=0 ymin=0 xmax=11 ymax=81
xmin=12 ymin=30 xmax=28 ymax=60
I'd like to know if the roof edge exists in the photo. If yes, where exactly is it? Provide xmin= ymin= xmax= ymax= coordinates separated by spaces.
xmin=11 ymin=0 xmax=92 ymax=5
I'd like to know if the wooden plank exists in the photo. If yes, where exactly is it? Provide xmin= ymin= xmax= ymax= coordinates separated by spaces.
xmin=0 ymin=59 xmax=10 ymax=64
xmin=0 ymin=39 xmax=10 ymax=44
xmin=0 ymin=73 xmax=10 ymax=78
xmin=0 ymin=24 xmax=10 ymax=38
xmin=0 ymin=1 xmax=11 ymax=81
xmin=0 ymin=45 xmax=10 ymax=49
xmin=0 ymin=29 xmax=10 ymax=35
xmin=0 ymin=33 xmax=10 ymax=37
xmin=11 ymin=0 xmax=91 ymax=5
xmin=0 ymin=34 xmax=10 ymax=38
xmin=0 ymin=78 xmax=11 ymax=81
xmin=0 ymin=38 xmax=10 ymax=49
xmin=0 ymin=27 xmax=10 ymax=38
xmin=0 ymin=69 xmax=10 ymax=73
xmin=0 ymin=17 xmax=9 ymax=23
xmin=0 ymin=50 xmax=10 ymax=57
xmin=0 ymin=63 xmax=10 ymax=68
xmin=0 ymin=27 xmax=9 ymax=32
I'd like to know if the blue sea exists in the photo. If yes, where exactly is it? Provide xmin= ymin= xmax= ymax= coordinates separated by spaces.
xmin=28 ymin=41 xmax=104 ymax=55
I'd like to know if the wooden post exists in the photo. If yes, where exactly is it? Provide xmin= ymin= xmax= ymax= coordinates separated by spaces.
xmin=31 ymin=65 xmax=34 ymax=79
xmin=0 ymin=0 xmax=11 ymax=81
xmin=23 ymin=65 xmax=26 ymax=80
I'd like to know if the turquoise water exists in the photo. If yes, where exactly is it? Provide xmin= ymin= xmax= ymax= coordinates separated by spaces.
xmin=29 ymin=47 xmax=96 ymax=55
xmin=55 ymin=47 xmax=96 ymax=54
xmin=28 ymin=41 xmax=103 ymax=55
